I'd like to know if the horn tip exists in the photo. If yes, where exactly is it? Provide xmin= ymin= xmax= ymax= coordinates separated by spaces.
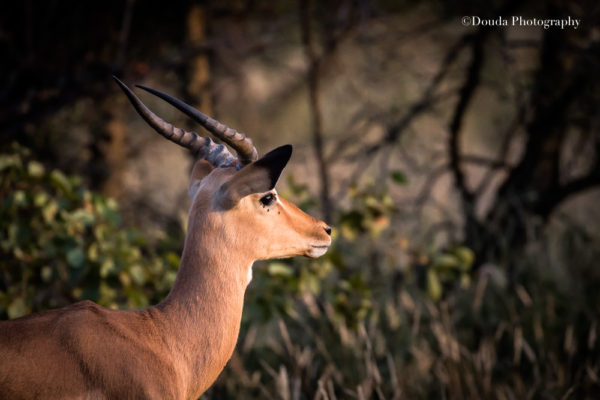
xmin=112 ymin=75 xmax=127 ymax=87
xmin=135 ymin=84 xmax=154 ymax=94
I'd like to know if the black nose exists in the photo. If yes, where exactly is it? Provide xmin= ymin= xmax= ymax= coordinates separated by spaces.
xmin=324 ymin=227 xmax=332 ymax=236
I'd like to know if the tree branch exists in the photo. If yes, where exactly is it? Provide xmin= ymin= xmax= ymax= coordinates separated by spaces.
xmin=448 ymin=30 xmax=487 ymax=206
xmin=540 ymin=163 xmax=600 ymax=218
xmin=357 ymin=33 xmax=472 ymax=157
xmin=300 ymin=0 xmax=332 ymax=222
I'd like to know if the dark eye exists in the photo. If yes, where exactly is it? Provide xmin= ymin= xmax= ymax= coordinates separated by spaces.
xmin=260 ymin=193 xmax=276 ymax=206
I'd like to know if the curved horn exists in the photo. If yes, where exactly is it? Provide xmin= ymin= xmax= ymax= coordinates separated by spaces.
xmin=135 ymin=84 xmax=259 ymax=167
xmin=113 ymin=76 xmax=237 ymax=168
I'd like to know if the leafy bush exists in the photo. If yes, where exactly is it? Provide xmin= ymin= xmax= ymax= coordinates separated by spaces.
xmin=0 ymin=143 xmax=180 ymax=319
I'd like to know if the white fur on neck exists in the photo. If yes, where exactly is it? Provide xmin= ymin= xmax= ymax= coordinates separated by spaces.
xmin=247 ymin=262 xmax=254 ymax=284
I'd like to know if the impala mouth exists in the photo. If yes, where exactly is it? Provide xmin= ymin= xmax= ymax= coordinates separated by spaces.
xmin=307 ymin=244 xmax=330 ymax=258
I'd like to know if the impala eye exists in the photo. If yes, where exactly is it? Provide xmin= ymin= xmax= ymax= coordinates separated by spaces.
xmin=260 ymin=193 xmax=276 ymax=207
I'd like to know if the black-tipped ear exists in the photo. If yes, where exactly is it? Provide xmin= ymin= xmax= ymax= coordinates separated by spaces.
xmin=217 ymin=145 xmax=293 ymax=209
xmin=252 ymin=144 xmax=292 ymax=189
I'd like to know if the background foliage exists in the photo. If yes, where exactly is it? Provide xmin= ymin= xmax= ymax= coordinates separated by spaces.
xmin=0 ymin=144 xmax=179 ymax=317
xmin=2 ymin=143 xmax=598 ymax=398
xmin=1 ymin=0 xmax=600 ymax=399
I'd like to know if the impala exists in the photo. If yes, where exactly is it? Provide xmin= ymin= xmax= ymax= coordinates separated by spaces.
xmin=0 ymin=77 xmax=332 ymax=399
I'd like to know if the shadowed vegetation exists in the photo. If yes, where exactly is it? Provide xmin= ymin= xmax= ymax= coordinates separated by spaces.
xmin=1 ymin=0 xmax=599 ymax=398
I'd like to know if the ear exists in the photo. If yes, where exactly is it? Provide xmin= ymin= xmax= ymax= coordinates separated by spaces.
xmin=216 ymin=145 xmax=292 ymax=209
xmin=191 ymin=159 xmax=215 ymax=181
xmin=189 ymin=159 xmax=215 ymax=198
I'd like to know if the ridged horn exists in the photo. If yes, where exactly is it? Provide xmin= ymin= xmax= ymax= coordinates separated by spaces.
xmin=113 ymin=76 xmax=237 ymax=168
xmin=135 ymin=84 xmax=259 ymax=167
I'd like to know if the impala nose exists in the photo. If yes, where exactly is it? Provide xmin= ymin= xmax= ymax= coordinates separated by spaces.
xmin=324 ymin=226 xmax=332 ymax=236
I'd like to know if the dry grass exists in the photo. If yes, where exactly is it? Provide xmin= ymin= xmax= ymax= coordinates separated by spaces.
xmin=203 ymin=265 xmax=600 ymax=399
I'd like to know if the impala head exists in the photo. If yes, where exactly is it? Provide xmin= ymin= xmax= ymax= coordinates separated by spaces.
xmin=114 ymin=76 xmax=332 ymax=261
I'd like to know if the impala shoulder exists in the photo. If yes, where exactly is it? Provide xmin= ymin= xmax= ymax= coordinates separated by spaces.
xmin=71 ymin=299 xmax=104 ymax=311
xmin=52 ymin=301 xmax=113 ymax=335
xmin=59 ymin=300 xmax=107 ymax=320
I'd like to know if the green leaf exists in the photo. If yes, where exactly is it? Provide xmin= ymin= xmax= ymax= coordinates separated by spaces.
xmin=42 ymin=201 xmax=59 ymax=222
xmin=427 ymin=269 xmax=443 ymax=300
xmin=50 ymin=170 xmax=72 ymax=196
xmin=460 ymin=273 xmax=471 ymax=288
xmin=0 ymin=154 xmax=22 ymax=172
xmin=27 ymin=161 xmax=45 ymax=178
xmin=87 ymin=243 xmax=99 ymax=262
xmin=453 ymin=246 xmax=475 ymax=270
xmin=97 ymin=200 xmax=121 ymax=226
xmin=129 ymin=265 xmax=146 ymax=286
xmin=100 ymin=259 xmax=115 ymax=277
xmin=69 ymin=209 xmax=95 ymax=226
xmin=268 ymin=262 xmax=293 ymax=277
xmin=66 ymin=247 xmax=85 ymax=268
xmin=8 ymin=297 xmax=27 ymax=319
xmin=13 ymin=191 xmax=27 ymax=206
xmin=433 ymin=254 xmax=461 ymax=270
xmin=41 ymin=266 xmax=53 ymax=282
xmin=34 ymin=192 xmax=49 ymax=207
xmin=391 ymin=170 xmax=408 ymax=185
xmin=166 ymin=252 xmax=180 ymax=267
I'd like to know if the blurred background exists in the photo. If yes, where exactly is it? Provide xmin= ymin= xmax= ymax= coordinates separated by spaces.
xmin=1 ymin=0 xmax=599 ymax=398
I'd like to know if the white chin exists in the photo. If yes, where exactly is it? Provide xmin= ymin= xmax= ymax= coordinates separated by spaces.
xmin=307 ymin=246 xmax=329 ymax=258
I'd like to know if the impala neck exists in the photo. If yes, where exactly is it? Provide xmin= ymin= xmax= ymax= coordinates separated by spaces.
xmin=156 ymin=214 xmax=253 ymax=397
